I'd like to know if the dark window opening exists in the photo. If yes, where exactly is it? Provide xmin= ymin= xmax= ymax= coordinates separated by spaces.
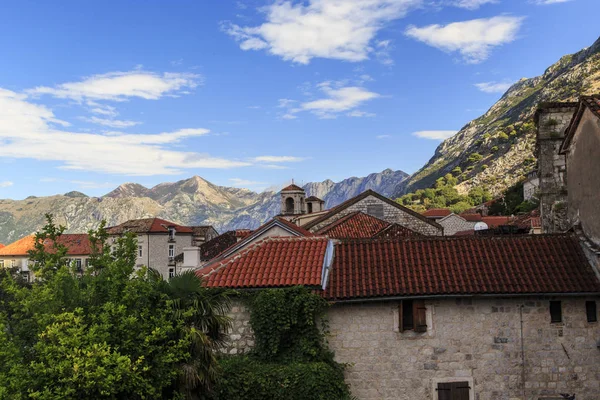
xmin=399 ymin=299 xmax=427 ymax=333
xmin=550 ymin=301 xmax=562 ymax=323
xmin=437 ymin=381 xmax=470 ymax=400
xmin=366 ymin=204 xmax=384 ymax=219
xmin=586 ymin=301 xmax=597 ymax=323
xmin=285 ymin=197 xmax=295 ymax=213
xmin=307 ymin=202 xmax=313 ymax=213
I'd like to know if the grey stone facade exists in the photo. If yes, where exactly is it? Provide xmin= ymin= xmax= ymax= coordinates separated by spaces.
xmin=134 ymin=232 xmax=193 ymax=279
xmin=438 ymin=214 xmax=477 ymax=236
xmin=308 ymin=195 xmax=443 ymax=236
xmin=536 ymin=104 xmax=577 ymax=234
xmin=224 ymin=296 xmax=600 ymax=400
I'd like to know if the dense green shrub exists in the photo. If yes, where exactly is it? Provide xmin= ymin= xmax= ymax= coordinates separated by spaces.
xmin=498 ymin=132 xmax=509 ymax=140
xmin=467 ymin=153 xmax=483 ymax=163
xmin=491 ymin=146 xmax=499 ymax=153
xmin=214 ymin=357 xmax=351 ymax=400
xmin=211 ymin=287 xmax=352 ymax=400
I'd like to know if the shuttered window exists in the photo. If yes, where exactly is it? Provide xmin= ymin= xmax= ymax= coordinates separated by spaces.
xmin=437 ymin=382 xmax=470 ymax=400
xmin=549 ymin=301 xmax=562 ymax=323
xmin=398 ymin=299 xmax=427 ymax=332
xmin=586 ymin=301 xmax=597 ymax=323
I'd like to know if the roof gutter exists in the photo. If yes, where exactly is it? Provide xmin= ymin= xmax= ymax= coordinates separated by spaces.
xmin=327 ymin=292 xmax=600 ymax=304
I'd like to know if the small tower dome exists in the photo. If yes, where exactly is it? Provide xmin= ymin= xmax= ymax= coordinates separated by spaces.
xmin=280 ymin=182 xmax=306 ymax=215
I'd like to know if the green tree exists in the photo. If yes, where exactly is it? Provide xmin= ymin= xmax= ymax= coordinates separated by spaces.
xmin=0 ymin=219 xmax=231 ymax=400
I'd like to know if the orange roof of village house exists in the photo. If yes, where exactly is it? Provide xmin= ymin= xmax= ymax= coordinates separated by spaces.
xmin=0 ymin=234 xmax=93 ymax=256
xmin=106 ymin=217 xmax=193 ymax=235
xmin=422 ymin=208 xmax=452 ymax=218
xmin=0 ymin=243 xmax=4 ymax=250
xmin=316 ymin=211 xmax=390 ymax=239
xmin=197 ymin=236 xmax=330 ymax=289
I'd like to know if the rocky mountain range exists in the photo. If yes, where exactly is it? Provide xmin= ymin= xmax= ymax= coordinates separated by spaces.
xmin=401 ymin=35 xmax=600 ymax=197
xmin=0 ymin=169 xmax=409 ymax=244
xmin=2 ymin=36 xmax=599 ymax=245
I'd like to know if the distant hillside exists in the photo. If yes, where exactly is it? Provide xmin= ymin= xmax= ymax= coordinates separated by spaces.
xmin=401 ymin=36 xmax=600 ymax=197
xmin=0 ymin=169 xmax=409 ymax=244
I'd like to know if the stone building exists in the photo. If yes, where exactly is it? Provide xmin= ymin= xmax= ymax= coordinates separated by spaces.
xmin=106 ymin=217 xmax=214 ymax=279
xmin=534 ymin=102 xmax=578 ymax=234
xmin=0 ymin=234 xmax=92 ymax=281
xmin=523 ymin=170 xmax=539 ymax=201
xmin=302 ymin=189 xmax=443 ymax=236
xmin=559 ymin=95 xmax=600 ymax=248
xmin=197 ymin=234 xmax=600 ymax=400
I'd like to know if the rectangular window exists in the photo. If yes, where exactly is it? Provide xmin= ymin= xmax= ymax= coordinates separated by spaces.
xmin=366 ymin=204 xmax=384 ymax=219
xmin=168 ymin=268 xmax=175 ymax=279
xmin=437 ymin=382 xmax=470 ymax=400
xmin=168 ymin=244 xmax=175 ymax=258
xmin=11 ymin=260 xmax=16 ymax=268
xmin=399 ymin=299 xmax=427 ymax=332
xmin=550 ymin=301 xmax=562 ymax=323
xmin=586 ymin=301 xmax=597 ymax=323
xmin=85 ymin=258 xmax=90 ymax=268
xmin=74 ymin=259 xmax=82 ymax=271
xmin=138 ymin=245 xmax=143 ymax=258
xmin=0 ymin=260 xmax=4 ymax=268
xmin=168 ymin=227 xmax=176 ymax=240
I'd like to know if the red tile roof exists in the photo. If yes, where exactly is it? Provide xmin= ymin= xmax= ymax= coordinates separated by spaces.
xmin=316 ymin=211 xmax=390 ymax=239
xmin=200 ymin=231 xmax=239 ymax=262
xmin=272 ymin=216 xmax=314 ymax=237
xmin=323 ymin=235 xmax=600 ymax=301
xmin=106 ymin=218 xmax=193 ymax=234
xmin=234 ymin=229 xmax=253 ymax=239
xmin=197 ymin=237 xmax=330 ymax=289
xmin=0 ymin=243 xmax=4 ymax=249
xmin=481 ymin=216 xmax=512 ymax=228
xmin=281 ymin=183 xmax=304 ymax=192
xmin=460 ymin=213 xmax=483 ymax=222
xmin=306 ymin=196 xmax=324 ymax=202
xmin=0 ymin=234 xmax=93 ymax=256
xmin=422 ymin=209 xmax=452 ymax=218
xmin=373 ymin=223 xmax=423 ymax=239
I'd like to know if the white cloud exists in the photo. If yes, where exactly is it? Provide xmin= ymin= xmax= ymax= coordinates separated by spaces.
xmin=405 ymin=16 xmax=524 ymax=63
xmin=347 ymin=110 xmax=375 ymax=117
xmin=532 ymin=0 xmax=572 ymax=4
xmin=0 ymin=181 xmax=13 ymax=188
xmin=412 ymin=130 xmax=457 ymax=140
xmin=376 ymin=134 xmax=392 ymax=139
xmin=450 ymin=0 xmax=497 ymax=9
xmin=223 ymin=0 xmax=420 ymax=64
xmin=0 ymin=88 xmax=250 ymax=175
xmin=474 ymin=80 xmax=514 ymax=93
xmin=253 ymin=156 xmax=305 ymax=163
xmin=286 ymin=82 xmax=380 ymax=119
xmin=82 ymin=116 xmax=142 ymax=128
xmin=27 ymin=71 xmax=200 ymax=101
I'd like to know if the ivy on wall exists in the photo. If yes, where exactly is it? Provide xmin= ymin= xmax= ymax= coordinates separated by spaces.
xmin=211 ymin=286 xmax=353 ymax=400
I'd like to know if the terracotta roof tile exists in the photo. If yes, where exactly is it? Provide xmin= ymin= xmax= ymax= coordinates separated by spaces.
xmin=199 ymin=231 xmax=239 ymax=262
xmin=281 ymin=184 xmax=304 ymax=192
xmin=0 ymin=243 xmax=4 ymax=249
xmin=460 ymin=213 xmax=483 ymax=222
xmin=197 ymin=237 xmax=329 ymax=289
xmin=305 ymin=196 xmax=324 ymax=202
xmin=373 ymin=223 xmax=423 ymax=239
xmin=422 ymin=209 xmax=452 ymax=218
xmin=316 ymin=211 xmax=390 ymax=238
xmin=481 ymin=216 xmax=512 ymax=228
xmin=106 ymin=218 xmax=193 ymax=234
xmin=323 ymin=235 xmax=600 ymax=301
xmin=0 ymin=234 xmax=93 ymax=256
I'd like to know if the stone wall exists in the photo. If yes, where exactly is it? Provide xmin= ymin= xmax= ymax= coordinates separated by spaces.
xmin=438 ymin=214 xmax=477 ymax=236
xmin=308 ymin=195 xmax=443 ymax=236
xmin=223 ymin=296 xmax=600 ymax=400
xmin=328 ymin=297 xmax=600 ymax=400
xmin=566 ymin=107 xmax=600 ymax=247
xmin=536 ymin=105 xmax=576 ymax=233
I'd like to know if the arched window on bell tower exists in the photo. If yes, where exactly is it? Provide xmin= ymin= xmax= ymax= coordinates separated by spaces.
xmin=280 ymin=182 xmax=306 ymax=215
xmin=285 ymin=197 xmax=295 ymax=214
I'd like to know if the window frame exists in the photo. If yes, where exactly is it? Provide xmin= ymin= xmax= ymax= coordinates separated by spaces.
xmin=10 ymin=259 xmax=17 ymax=268
xmin=586 ymin=301 xmax=597 ymax=323
xmin=398 ymin=299 xmax=427 ymax=333
xmin=168 ymin=244 xmax=175 ymax=259
xmin=0 ymin=260 xmax=4 ymax=268
xmin=549 ymin=301 xmax=562 ymax=323
xmin=432 ymin=378 xmax=474 ymax=400
xmin=168 ymin=267 xmax=175 ymax=279
xmin=168 ymin=227 xmax=176 ymax=241
xmin=138 ymin=245 xmax=143 ymax=258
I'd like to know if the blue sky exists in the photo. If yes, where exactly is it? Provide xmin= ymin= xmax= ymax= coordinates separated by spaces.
xmin=0 ymin=0 xmax=597 ymax=199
